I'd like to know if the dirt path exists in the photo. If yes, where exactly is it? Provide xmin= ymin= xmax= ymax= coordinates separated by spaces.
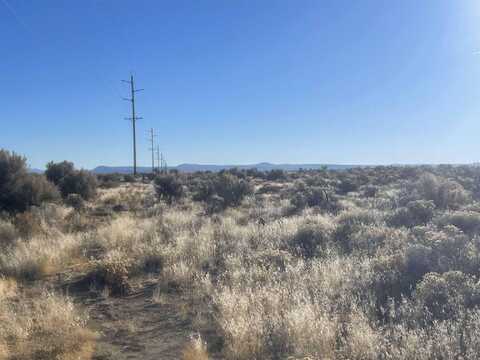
xmin=59 ymin=277 xmax=195 ymax=360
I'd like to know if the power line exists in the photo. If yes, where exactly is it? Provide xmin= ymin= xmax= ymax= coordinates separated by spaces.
xmin=122 ymin=74 xmax=143 ymax=175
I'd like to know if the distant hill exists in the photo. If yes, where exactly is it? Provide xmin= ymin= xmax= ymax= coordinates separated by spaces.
xmin=93 ymin=166 xmax=153 ymax=174
xmin=92 ymin=163 xmax=362 ymax=174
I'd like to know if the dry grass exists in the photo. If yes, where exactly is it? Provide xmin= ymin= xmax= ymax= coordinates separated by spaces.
xmin=0 ymin=291 xmax=96 ymax=360
xmin=182 ymin=334 xmax=209 ymax=360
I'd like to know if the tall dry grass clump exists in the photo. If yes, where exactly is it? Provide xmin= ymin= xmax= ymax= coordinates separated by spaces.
xmin=0 ymin=290 xmax=96 ymax=360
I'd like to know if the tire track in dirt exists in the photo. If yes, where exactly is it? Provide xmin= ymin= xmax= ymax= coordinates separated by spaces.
xmin=63 ymin=278 xmax=195 ymax=360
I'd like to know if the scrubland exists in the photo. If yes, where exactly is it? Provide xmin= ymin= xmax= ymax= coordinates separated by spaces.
xmin=2 ymin=150 xmax=480 ymax=359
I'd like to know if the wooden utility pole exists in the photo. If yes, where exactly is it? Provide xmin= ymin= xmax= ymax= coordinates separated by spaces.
xmin=161 ymin=152 xmax=165 ymax=173
xmin=156 ymin=145 xmax=160 ymax=173
xmin=148 ymin=128 xmax=156 ymax=174
xmin=122 ymin=75 xmax=143 ymax=176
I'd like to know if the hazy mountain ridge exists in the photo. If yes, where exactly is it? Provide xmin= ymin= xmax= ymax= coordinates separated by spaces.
xmin=91 ymin=163 xmax=362 ymax=174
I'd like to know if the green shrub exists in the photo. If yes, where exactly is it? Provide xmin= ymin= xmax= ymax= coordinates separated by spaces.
xmin=437 ymin=211 xmax=480 ymax=235
xmin=59 ymin=170 xmax=97 ymax=200
xmin=334 ymin=209 xmax=380 ymax=253
xmin=337 ymin=177 xmax=359 ymax=194
xmin=45 ymin=161 xmax=75 ymax=185
xmin=45 ymin=161 xmax=97 ymax=201
xmin=287 ymin=220 xmax=333 ymax=258
xmin=0 ymin=150 xmax=60 ymax=213
xmin=123 ymin=174 xmax=136 ymax=183
xmin=154 ymin=175 xmax=184 ymax=204
xmin=65 ymin=193 xmax=85 ymax=210
xmin=97 ymin=173 xmax=122 ymax=188
xmin=290 ymin=192 xmax=308 ymax=212
xmin=363 ymin=185 xmax=379 ymax=198
xmin=407 ymin=226 xmax=480 ymax=276
xmin=289 ymin=183 xmax=334 ymax=213
xmin=414 ymin=271 xmax=480 ymax=321
xmin=193 ymin=173 xmax=252 ymax=212
xmin=388 ymin=200 xmax=435 ymax=228
xmin=405 ymin=244 xmax=434 ymax=284
xmin=417 ymin=173 xmax=469 ymax=209
xmin=266 ymin=169 xmax=286 ymax=181
xmin=372 ymin=253 xmax=409 ymax=309
xmin=246 ymin=168 xmax=265 ymax=179
xmin=16 ymin=174 xmax=60 ymax=210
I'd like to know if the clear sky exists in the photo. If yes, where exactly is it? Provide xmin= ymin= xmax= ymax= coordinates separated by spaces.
xmin=1 ymin=1 xmax=480 ymax=169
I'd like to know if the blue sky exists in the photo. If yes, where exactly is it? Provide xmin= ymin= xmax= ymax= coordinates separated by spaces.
xmin=1 ymin=1 xmax=480 ymax=169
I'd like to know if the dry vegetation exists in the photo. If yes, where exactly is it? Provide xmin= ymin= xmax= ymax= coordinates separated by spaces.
xmin=2 ymin=149 xmax=480 ymax=359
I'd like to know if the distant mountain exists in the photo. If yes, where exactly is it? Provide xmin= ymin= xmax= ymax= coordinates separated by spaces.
xmin=92 ymin=163 xmax=362 ymax=174
xmin=28 ymin=168 xmax=44 ymax=174
xmin=93 ymin=166 xmax=153 ymax=174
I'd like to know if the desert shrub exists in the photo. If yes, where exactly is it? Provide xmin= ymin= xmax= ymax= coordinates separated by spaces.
xmin=0 ymin=150 xmax=60 ymax=213
xmin=334 ymin=209 xmax=381 ymax=253
xmin=287 ymin=217 xmax=334 ymax=258
xmin=372 ymin=253 xmax=409 ymax=310
xmin=388 ymin=207 xmax=413 ymax=228
xmin=59 ymin=170 xmax=97 ymax=200
xmin=256 ymin=183 xmax=283 ymax=195
xmin=97 ymin=172 xmax=122 ymax=183
xmin=413 ymin=271 xmax=480 ymax=322
xmin=205 ymin=194 xmax=225 ymax=214
xmin=154 ymin=174 xmax=184 ymax=203
xmin=222 ymin=167 xmax=246 ymax=179
xmin=384 ymin=226 xmax=479 ymax=288
xmin=291 ymin=185 xmax=332 ymax=211
xmin=290 ymin=192 xmax=308 ymax=212
xmin=407 ymin=200 xmax=435 ymax=224
xmin=374 ymin=225 xmax=480 ymax=306
xmin=266 ymin=169 xmax=286 ymax=181
xmin=437 ymin=211 xmax=480 ymax=235
xmin=193 ymin=173 xmax=252 ymax=212
xmin=0 ymin=150 xmax=27 ymax=192
xmin=417 ymin=173 xmax=469 ymax=209
xmin=349 ymin=225 xmax=407 ymax=256
xmin=88 ymin=250 xmax=133 ymax=295
xmin=246 ymin=168 xmax=265 ymax=179
xmin=142 ymin=253 xmax=164 ymax=274
xmin=337 ymin=177 xmax=359 ymax=194
xmin=45 ymin=160 xmax=75 ymax=185
xmin=363 ymin=185 xmax=379 ymax=198
xmin=45 ymin=160 xmax=98 ymax=200
xmin=404 ymin=244 xmax=434 ymax=284
xmin=15 ymin=174 xmax=60 ymax=211
xmin=97 ymin=173 xmax=122 ymax=188
xmin=142 ymin=172 xmax=156 ymax=181
xmin=388 ymin=200 xmax=435 ymax=228
xmin=123 ymin=174 xmax=136 ymax=183
xmin=14 ymin=210 xmax=44 ymax=238
xmin=65 ymin=193 xmax=85 ymax=210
